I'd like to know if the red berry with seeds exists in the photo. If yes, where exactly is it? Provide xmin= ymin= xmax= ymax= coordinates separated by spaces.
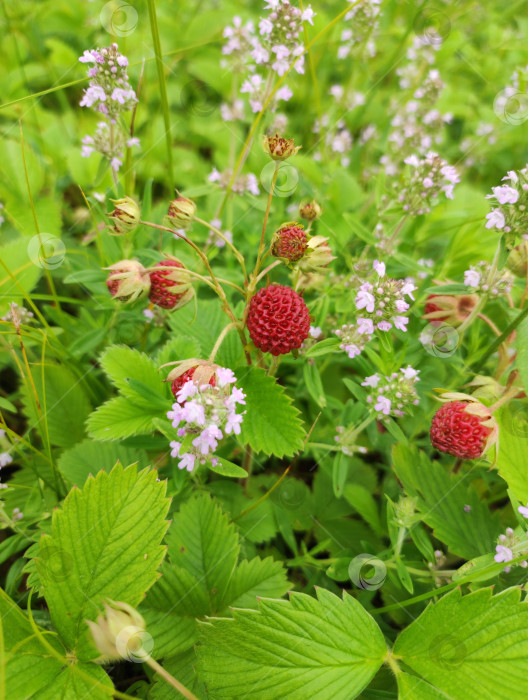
xmin=149 ymin=259 xmax=194 ymax=310
xmin=170 ymin=367 xmax=216 ymax=400
xmin=271 ymin=222 xmax=308 ymax=263
xmin=246 ymin=284 xmax=310 ymax=356
xmin=430 ymin=399 xmax=498 ymax=460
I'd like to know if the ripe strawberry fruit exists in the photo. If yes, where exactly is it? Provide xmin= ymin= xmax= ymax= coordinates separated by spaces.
xmin=246 ymin=284 xmax=310 ymax=355
xmin=271 ymin=223 xmax=308 ymax=263
xmin=148 ymin=259 xmax=194 ymax=310
xmin=430 ymin=399 xmax=497 ymax=460
xmin=171 ymin=367 xmax=216 ymax=400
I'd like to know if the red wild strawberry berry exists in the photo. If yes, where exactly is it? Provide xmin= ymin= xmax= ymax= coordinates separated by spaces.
xmin=171 ymin=367 xmax=216 ymax=400
xmin=271 ymin=223 xmax=308 ymax=263
xmin=430 ymin=400 xmax=497 ymax=460
xmin=149 ymin=259 xmax=194 ymax=310
xmin=246 ymin=284 xmax=310 ymax=356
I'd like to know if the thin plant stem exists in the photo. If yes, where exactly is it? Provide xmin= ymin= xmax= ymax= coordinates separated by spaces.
xmin=209 ymin=322 xmax=239 ymax=362
xmin=195 ymin=217 xmax=248 ymax=281
xmin=143 ymin=655 xmax=199 ymax=700
xmin=147 ymin=0 xmax=174 ymax=187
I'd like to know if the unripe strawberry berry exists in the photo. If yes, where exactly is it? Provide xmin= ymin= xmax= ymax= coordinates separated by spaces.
xmin=105 ymin=259 xmax=150 ymax=303
xmin=430 ymin=399 xmax=498 ymax=460
xmin=424 ymin=293 xmax=478 ymax=327
xmin=246 ymin=284 xmax=310 ymax=355
xmin=271 ymin=223 xmax=308 ymax=263
xmin=148 ymin=259 xmax=194 ymax=310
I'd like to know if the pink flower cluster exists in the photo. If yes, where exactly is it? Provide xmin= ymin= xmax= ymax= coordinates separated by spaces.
xmin=464 ymin=261 xmax=513 ymax=297
xmin=220 ymin=1 xmax=314 ymax=117
xmin=485 ymin=166 xmax=528 ymax=243
xmin=167 ymin=368 xmax=246 ymax=472
xmin=361 ymin=366 xmax=420 ymax=419
xmin=354 ymin=261 xmax=416 ymax=332
xmin=78 ymin=44 xmax=139 ymax=172
xmin=208 ymin=167 xmax=260 ymax=196
xmin=79 ymin=44 xmax=137 ymax=118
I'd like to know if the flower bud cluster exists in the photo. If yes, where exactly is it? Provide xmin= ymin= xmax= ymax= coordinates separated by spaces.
xmin=334 ymin=321 xmax=373 ymax=359
xmin=494 ymin=527 xmax=528 ymax=571
xmin=337 ymin=0 xmax=382 ymax=60
xmin=168 ymin=368 xmax=246 ymax=473
xmin=334 ymin=426 xmax=368 ymax=457
xmin=354 ymin=261 xmax=416 ymax=332
xmin=484 ymin=166 xmax=528 ymax=245
xmin=396 ymin=152 xmax=460 ymax=214
xmin=79 ymin=44 xmax=139 ymax=171
xmin=361 ymin=366 xmax=421 ymax=418
xmin=464 ymin=262 xmax=514 ymax=297
xmin=208 ymin=167 xmax=260 ymax=196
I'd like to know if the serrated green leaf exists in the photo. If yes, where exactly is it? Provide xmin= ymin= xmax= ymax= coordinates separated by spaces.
xmin=99 ymin=345 xmax=168 ymax=400
xmin=393 ymin=444 xmax=501 ymax=558
xmin=394 ymin=587 xmax=528 ymax=700
xmin=86 ymin=396 xmax=162 ymax=440
xmin=197 ymin=588 xmax=386 ymax=700
xmin=223 ymin=556 xmax=290 ymax=610
xmin=150 ymin=648 xmax=207 ymax=700
xmin=516 ymin=317 xmax=528 ymax=395
xmin=22 ymin=363 xmax=91 ymax=448
xmin=236 ymin=367 xmax=305 ymax=457
xmin=167 ymin=493 xmax=240 ymax=613
xmin=397 ymin=672 xmax=448 ymax=699
xmin=0 ymin=588 xmax=113 ymax=700
xmin=35 ymin=463 xmax=170 ymax=659
xmin=57 ymin=438 xmax=148 ymax=486
xmin=496 ymin=407 xmax=528 ymax=504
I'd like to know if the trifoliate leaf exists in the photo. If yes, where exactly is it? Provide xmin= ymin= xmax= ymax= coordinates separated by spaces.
xmin=34 ymin=463 xmax=170 ymax=660
xmin=393 ymin=444 xmax=501 ymax=558
xmin=197 ymin=588 xmax=387 ymax=699
xmin=236 ymin=367 xmax=305 ymax=457
xmin=394 ymin=587 xmax=528 ymax=700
